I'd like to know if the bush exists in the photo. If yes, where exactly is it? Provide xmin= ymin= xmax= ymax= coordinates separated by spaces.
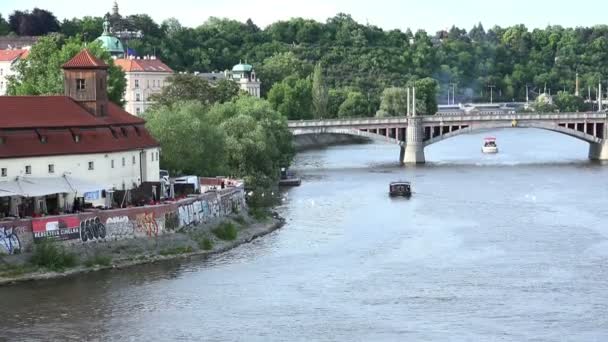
xmin=212 ymin=222 xmax=238 ymax=241
xmin=250 ymin=207 xmax=270 ymax=221
xmin=30 ymin=241 xmax=78 ymax=271
xmin=84 ymin=255 xmax=112 ymax=268
xmin=200 ymin=237 xmax=213 ymax=251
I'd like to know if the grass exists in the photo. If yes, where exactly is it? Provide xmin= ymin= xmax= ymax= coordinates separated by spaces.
xmin=200 ymin=237 xmax=213 ymax=250
xmin=30 ymin=242 xmax=78 ymax=272
xmin=159 ymin=246 xmax=193 ymax=256
xmin=233 ymin=215 xmax=246 ymax=225
xmin=0 ymin=263 xmax=37 ymax=278
xmin=249 ymin=207 xmax=270 ymax=221
xmin=212 ymin=222 xmax=238 ymax=241
xmin=84 ymin=255 xmax=112 ymax=268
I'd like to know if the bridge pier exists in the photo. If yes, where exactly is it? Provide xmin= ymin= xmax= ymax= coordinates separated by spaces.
xmin=403 ymin=117 xmax=425 ymax=164
xmin=589 ymin=140 xmax=608 ymax=161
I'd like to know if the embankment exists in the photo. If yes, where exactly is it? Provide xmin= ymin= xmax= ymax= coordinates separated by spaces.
xmin=293 ymin=133 xmax=371 ymax=151
xmin=0 ymin=187 xmax=282 ymax=285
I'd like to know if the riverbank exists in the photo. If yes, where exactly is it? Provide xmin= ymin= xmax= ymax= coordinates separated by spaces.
xmin=0 ymin=211 xmax=284 ymax=286
xmin=293 ymin=133 xmax=370 ymax=151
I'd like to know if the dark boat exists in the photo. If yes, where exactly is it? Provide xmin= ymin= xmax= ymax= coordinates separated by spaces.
xmin=389 ymin=181 xmax=411 ymax=197
xmin=279 ymin=168 xmax=301 ymax=187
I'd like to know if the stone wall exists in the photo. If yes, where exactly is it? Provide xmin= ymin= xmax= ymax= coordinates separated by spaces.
xmin=293 ymin=133 xmax=371 ymax=151
xmin=0 ymin=187 xmax=246 ymax=255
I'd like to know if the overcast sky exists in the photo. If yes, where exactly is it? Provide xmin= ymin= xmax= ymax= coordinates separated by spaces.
xmin=1 ymin=0 xmax=607 ymax=32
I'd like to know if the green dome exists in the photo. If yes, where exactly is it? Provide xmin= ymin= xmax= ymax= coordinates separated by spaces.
xmin=95 ymin=20 xmax=124 ymax=57
xmin=232 ymin=63 xmax=253 ymax=72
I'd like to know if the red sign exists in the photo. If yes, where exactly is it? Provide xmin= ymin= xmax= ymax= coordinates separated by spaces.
xmin=32 ymin=216 xmax=81 ymax=241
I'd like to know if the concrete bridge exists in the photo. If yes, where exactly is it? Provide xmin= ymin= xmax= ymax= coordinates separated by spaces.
xmin=288 ymin=112 xmax=608 ymax=164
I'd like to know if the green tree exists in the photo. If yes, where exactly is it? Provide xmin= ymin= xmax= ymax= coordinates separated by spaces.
xmin=0 ymin=13 xmax=10 ymax=35
xmin=553 ymin=91 xmax=585 ymax=112
xmin=267 ymin=76 xmax=313 ymax=120
xmin=312 ymin=63 xmax=328 ymax=119
xmin=149 ymin=73 xmax=239 ymax=108
xmin=258 ymin=52 xmax=312 ymax=96
xmin=6 ymin=35 xmax=126 ymax=105
xmin=144 ymin=101 xmax=227 ymax=176
xmin=407 ymin=78 xmax=439 ymax=115
xmin=327 ymin=88 xmax=348 ymax=118
xmin=376 ymin=87 xmax=408 ymax=117
xmin=338 ymin=91 xmax=369 ymax=118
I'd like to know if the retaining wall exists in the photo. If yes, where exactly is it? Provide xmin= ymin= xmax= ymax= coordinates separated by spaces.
xmin=0 ymin=187 xmax=246 ymax=255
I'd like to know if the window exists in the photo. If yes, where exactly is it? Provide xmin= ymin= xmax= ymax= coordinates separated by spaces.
xmin=48 ymin=164 xmax=54 ymax=174
xmin=1 ymin=168 xmax=6 ymax=177
xmin=76 ymin=78 xmax=86 ymax=91
xmin=134 ymin=79 xmax=139 ymax=88
xmin=0 ymin=68 xmax=3 ymax=75
xmin=100 ymin=104 xmax=105 ymax=116
xmin=136 ymin=93 xmax=141 ymax=102
xmin=88 ymin=161 xmax=94 ymax=170
xmin=136 ymin=107 xmax=141 ymax=115
xmin=122 ymin=157 xmax=126 ymax=167
xmin=111 ymin=160 xmax=115 ymax=168
xmin=0 ymin=81 xmax=3 ymax=89
xmin=25 ymin=165 xmax=31 ymax=175
xmin=73 ymin=134 xmax=80 ymax=143
xmin=132 ymin=155 xmax=136 ymax=165
xmin=156 ymin=151 xmax=159 ymax=161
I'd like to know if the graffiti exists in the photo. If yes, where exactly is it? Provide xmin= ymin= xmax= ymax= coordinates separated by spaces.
xmin=80 ymin=217 xmax=107 ymax=242
xmin=0 ymin=227 xmax=21 ymax=255
xmin=105 ymin=216 xmax=133 ymax=240
xmin=135 ymin=213 xmax=158 ymax=237
xmin=165 ymin=212 xmax=179 ymax=231
xmin=33 ymin=216 xmax=80 ymax=242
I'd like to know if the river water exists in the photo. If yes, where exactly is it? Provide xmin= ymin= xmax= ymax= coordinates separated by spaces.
xmin=1 ymin=128 xmax=608 ymax=341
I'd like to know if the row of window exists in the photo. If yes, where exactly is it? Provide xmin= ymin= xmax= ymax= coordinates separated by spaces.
xmin=0 ymin=154 xmax=151 ymax=177
xmin=133 ymin=79 xmax=164 ymax=89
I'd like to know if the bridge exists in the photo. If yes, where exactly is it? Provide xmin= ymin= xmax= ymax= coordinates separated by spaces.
xmin=288 ymin=112 xmax=608 ymax=164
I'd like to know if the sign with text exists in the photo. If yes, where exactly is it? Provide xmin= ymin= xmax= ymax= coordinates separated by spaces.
xmin=84 ymin=191 xmax=100 ymax=201
xmin=32 ymin=216 xmax=80 ymax=241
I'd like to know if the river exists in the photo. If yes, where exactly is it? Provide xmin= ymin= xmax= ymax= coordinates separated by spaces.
xmin=1 ymin=128 xmax=608 ymax=341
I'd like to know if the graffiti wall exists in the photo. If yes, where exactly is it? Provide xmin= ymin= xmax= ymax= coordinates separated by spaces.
xmin=0 ymin=187 xmax=246 ymax=254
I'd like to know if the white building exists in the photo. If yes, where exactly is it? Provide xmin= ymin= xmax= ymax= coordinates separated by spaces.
xmin=0 ymin=49 xmax=160 ymax=214
xmin=228 ymin=63 xmax=261 ymax=98
xmin=0 ymin=48 xmax=29 ymax=95
xmin=115 ymin=56 xmax=173 ymax=116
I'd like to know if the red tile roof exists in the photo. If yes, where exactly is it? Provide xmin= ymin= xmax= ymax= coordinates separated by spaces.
xmin=0 ymin=96 xmax=159 ymax=158
xmin=115 ymin=58 xmax=173 ymax=73
xmin=0 ymin=49 xmax=29 ymax=62
xmin=62 ymin=49 xmax=108 ymax=69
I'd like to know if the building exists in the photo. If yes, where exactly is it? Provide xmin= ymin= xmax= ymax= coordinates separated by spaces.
xmin=0 ymin=49 xmax=160 ymax=213
xmin=95 ymin=19 xmax=125 ymax=58
xmin=114 ymin=56 xmax=173 ymax=116
xmin=229 ymin=62 xmax=261 ymax=98
xmin=0 ymin=48 xmax=29 ymax=95
xmin=0 ymin=36 xmax=38 ymax=50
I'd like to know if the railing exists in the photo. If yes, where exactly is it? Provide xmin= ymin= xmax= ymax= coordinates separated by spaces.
xmin=288 ymin=112 xmax=607 ymax=128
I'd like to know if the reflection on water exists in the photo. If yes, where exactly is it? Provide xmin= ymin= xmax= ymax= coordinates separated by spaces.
xmin=1 ymin=128 xmax=608 ymax=341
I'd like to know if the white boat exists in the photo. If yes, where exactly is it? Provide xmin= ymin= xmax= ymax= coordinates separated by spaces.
xmin=482 ymin=137 xmax=498 ymax=153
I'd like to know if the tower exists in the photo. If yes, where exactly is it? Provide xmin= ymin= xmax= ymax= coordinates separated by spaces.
xmin=62 ymin=49 xmax=109 ymax=117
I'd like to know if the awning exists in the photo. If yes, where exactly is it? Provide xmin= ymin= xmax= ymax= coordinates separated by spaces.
xmin=0 ymin=175 xmax=111 ymax=198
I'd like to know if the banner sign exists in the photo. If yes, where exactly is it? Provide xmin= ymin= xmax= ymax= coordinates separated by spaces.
xmin=32 ymin=216 xmax=80 ymax=241
xmin=84 ymin=191 xmax=100 ymax=201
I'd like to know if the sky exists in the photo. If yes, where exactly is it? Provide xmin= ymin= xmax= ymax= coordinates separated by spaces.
xmin=1 ymin=0 xmax=607 ymax=33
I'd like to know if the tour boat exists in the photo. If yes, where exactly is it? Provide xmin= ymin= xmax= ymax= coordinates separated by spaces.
xmin=389 ymin=181 xmax=411 ymax=197
xmin=482 ymin=137 xmax=498 ymax=154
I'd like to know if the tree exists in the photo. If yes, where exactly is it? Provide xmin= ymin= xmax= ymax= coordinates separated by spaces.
xmin=207 ymin=96 xmax=294 ymax=186
xmin=338 ymin=91 xmax=369 ymax=118
xmin=267 ymin=76 xmax=313 ymax=120
xmin=407 ymin=78 xmax=439 ymax=115
xmin=376 ymin=87 xmax=408 ymax=117
xmin=9 ymin=8 xmax=60 ymax=36
xmin=149 ymin=73 xmax=239 ymax=108
xmin=553 ymin=91 xmax=585 ymax=112
xmin=258 ymin=52 xmax=312 ymax=96
xmin=7 ymin=35 xmax=126 ymax=105
xmin=0 ymin=13 xmax=10 ymax=35
xmin=312 ymin=63 xmax=328 ymax=119
xmin=144 ymin=101 xmax=227 ymax=177
xmin=327 ymin=88 xmax=348 ymax=118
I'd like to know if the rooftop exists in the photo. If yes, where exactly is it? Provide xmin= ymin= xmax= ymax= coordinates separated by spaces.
xmin=62 ymin=49 xmax=108 ymax=69
xmin=114 ymin=57 xmax=173 ymax=73
xmin=0 ymin=49 xmax=29 ymax=62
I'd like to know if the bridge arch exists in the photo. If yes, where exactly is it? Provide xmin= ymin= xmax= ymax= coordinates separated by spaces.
xmin=423 ymin=121 xmax=603 ymax=147
xmin=291 ymin=127 xmax=404 ymax=146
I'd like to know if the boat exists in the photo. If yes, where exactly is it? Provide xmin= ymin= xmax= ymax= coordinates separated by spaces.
xmin=278 ymin=168 xmax=301 ymax=186
xmin=482 ymin=137 xmax=498 ymax=153
xmin=389 ymin=181 xmax=411 ymax=197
